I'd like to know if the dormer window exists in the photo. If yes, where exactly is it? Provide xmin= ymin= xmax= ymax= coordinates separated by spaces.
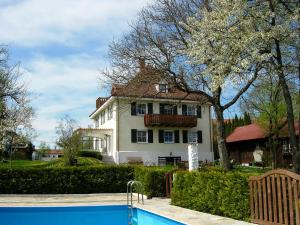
xmin=159 ymin=84 xmax=167 ymax=93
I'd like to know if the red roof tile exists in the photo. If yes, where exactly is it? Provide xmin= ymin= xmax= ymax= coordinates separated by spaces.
xmin=226 ymin=122 xmax=299 ymax=143
xmin=110 ymin=66 xmax=209 ymax=102
xmin=226 ymin=124 xmax=266 ymax=143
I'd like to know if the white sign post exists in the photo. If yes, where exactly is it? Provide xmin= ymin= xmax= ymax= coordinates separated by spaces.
xmin=188 ymin=144 xmax=199 ymax=171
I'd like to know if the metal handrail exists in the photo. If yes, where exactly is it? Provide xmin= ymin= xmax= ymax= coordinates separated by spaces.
xmin=127 ymin=180 xmax=144 ymax=207
xmin=127 ymin=181 xmax=144 ymax=225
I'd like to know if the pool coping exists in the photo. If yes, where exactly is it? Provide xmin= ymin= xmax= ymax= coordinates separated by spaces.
xmin=0 ymin=194 xmax=256 ymax=225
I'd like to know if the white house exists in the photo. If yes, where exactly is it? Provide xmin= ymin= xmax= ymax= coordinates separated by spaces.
xmin=82 ymin=65 xmax=214 ymax=165
xmin=32 ymin=150 xmax=64 ymax=161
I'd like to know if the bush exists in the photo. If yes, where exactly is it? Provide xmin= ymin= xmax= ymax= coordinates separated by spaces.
xmin=0 ymin=165 xmax=134 ymax=194
xmin=134 ymin=166 xmax=175 ymax=198
xmin=78 ymin=151 xmax=102 ymax=160
xmin=171 ymin=171 xmax=256 ymax=221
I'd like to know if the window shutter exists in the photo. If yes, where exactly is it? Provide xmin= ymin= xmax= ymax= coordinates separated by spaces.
xmin=174 ymin=130 xmax=180 ymax=143
xmin=159 ymin=104 xmax=164 ymax=114
xmin=131 ymin=129 xmax=137 ymax=143
xmin=182 ymin=130 xmax=188 ymax=143
xmin=182 ymin=104 xmax=187 ymax=115
xmin=173 ymin=105 xmax=178 ymax=115
xmin=197 ymin=130 xmax=203 ymax=143
xmin=159 ymin=130 xmax=164 ymax=143
xmin=147 ymin=103 xmax=153 ymax=114
xmin=197 ymin=106 xmax=202 ymax=118
xmin=148 ymin=130 xmax=153 ymax=143
xmin=131 ymin=102 xmax=137 ymax=116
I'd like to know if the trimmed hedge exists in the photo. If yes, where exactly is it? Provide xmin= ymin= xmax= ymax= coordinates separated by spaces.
xmin=0 ymin=165 xmax=134 ymax=194
xmin=134 ymin=166 xmax=175 ymax=198
xmin=171 ymin=171 xmax=256 ymax=221
xmin=0 ymin=165 xmax=175 ymax=197
xmin=78 ymin=151 xmax=102 ymax=160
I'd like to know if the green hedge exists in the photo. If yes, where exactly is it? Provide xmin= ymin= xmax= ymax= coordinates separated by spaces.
xmin=0 ymin=165 xmax=176 ymax=197
xmin=78 ymin=151 xmax=102 ymax=160
xmin=171 ymin=171 xmax=255 ymax=221
xmin=0 ymin=165 xmax=134 ymax=194
xmin=134 ymin=166 xmax=175 ymax=198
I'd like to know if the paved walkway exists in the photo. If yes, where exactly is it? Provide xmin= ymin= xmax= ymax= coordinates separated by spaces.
xmin=0 ymin=194 xmax=255 ymax=225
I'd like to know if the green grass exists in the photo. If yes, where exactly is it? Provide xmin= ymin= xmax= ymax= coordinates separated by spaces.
xmin=0 ymin=157 xmax=103 ymax=169
xmin=0 ymin=160 xmax=48 ymax=168
xmin=233 ymin=165 xmax=271 ymax=174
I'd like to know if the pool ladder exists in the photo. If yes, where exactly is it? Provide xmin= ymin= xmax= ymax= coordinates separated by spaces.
xmin=127 ymin=181 xmax=144 ymax=225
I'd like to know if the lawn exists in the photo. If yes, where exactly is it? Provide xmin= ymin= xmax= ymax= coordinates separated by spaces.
xmin=0 ymin=157 xmax=103 ymax=169
xmin=233 ymin=165 xmax=271 ymax=174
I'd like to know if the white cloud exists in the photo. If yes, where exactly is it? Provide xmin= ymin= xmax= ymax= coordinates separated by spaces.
xmin=0 ymin=0 xmax=150 ymax=47
xmin=24 ymin=54 xmax=105 ymax=92
xmin=23 ymin=53 xmax=105 ymax=146
xmin=1 ymin=0 xmax=153 ymax=147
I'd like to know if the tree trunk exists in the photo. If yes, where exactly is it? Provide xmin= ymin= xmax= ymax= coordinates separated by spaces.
xmin=275 ymin=40 xmax=300 ymax=173
xmin=268 ymin=0 xmax=299 ymax=173
xmin=214 ymin=105 xmax=230 ymax=170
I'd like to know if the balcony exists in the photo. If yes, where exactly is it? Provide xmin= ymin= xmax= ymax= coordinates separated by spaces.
xmin=144 ymin=114 xmax=197 ymax=128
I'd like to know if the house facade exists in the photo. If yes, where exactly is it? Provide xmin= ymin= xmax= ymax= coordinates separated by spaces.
xmin=83 ymin=67 xmax=214 ymax=165
xmin=32 ymin=150 xmax=64 ymax=161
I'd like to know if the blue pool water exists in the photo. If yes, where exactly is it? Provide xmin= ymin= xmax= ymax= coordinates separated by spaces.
xmin=0 ymin=205 xmax=186 ymax=225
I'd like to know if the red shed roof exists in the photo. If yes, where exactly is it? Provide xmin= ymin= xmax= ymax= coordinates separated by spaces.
xmin=226 ymin=122 xmax=299 ymax=143
xmin=226 ymin=124 xmax=266 ymax=143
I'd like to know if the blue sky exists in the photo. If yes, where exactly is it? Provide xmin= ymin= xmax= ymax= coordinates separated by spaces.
xmin=0 ymin=0 xmax=151 ymax=147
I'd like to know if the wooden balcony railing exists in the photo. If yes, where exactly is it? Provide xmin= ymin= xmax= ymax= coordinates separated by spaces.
xmin=144 ymin=114 xmax=197 ymax=127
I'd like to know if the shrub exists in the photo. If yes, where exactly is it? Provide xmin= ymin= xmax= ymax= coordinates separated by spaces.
xmin=134 ymin=166 xmax=175 ymax=198
xmin=171 ymin=171 xmax=256 ymax=221
xmin=78 ymin=151 xmax=102 ymax=160
xmin=0 ymin=165 xmax=134 ymax=194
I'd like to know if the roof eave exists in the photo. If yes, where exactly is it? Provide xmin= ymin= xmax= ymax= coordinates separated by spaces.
xmin=89 ymin=96 xmax=114 ymax=119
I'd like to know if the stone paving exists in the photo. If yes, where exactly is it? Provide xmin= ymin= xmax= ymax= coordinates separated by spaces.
xmin=0 ymin=194 xmax=256 ymax=225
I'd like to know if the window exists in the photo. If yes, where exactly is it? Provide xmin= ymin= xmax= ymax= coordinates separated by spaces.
xmin=137 ymin=103 xmax=147 ymax=115
xmin=188 ymin=131 xmax=198 ymax=143
xmin=164 ymin=105 xmax=174 ymax=115
xmin=159 ymin=84 xmax=167 ymax=93
xmin=100 ymin=111 xmax=105 ymax=125
xmin=164 ymin=131 xmax=174 ymax=143
xmin=95 ymin=118 xmax=99 ymax=128
xmin=282 ymin=140 xmax=292 ymax=154
xmin=137 ymin=130 xmax=147 ymax=143
xmin=187 ymin=105 xmax=196 ymax=116
xmin=107 ymin=105 xmax=113 ymax=120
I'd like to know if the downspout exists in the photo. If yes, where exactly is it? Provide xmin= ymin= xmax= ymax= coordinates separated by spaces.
xmin=116 ymin=97 xmax=120 ymax=164
xmin=209 ymin=106 xmax=214 ymax=162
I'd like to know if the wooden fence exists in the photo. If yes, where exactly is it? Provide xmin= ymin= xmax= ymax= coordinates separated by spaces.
xmin=249 ymin=169 xmax=300 ymax=225
xmin=165 ymin=170 xmax=178 ymax=198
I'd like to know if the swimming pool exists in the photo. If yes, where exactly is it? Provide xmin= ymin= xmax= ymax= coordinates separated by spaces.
xmin=0 ymin=205 xmax=186 ymax=225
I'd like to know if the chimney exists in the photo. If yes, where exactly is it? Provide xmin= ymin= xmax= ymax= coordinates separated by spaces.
xmin=96 ymin=97 xmax=108 ymax=109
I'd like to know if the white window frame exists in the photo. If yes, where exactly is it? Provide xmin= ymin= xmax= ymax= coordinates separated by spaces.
xmin=107 ymin=105 xmax=113 ymax=120
xmin=137 ymin=103 xmax=147 ymax=116
xmin=188 ymin=131 xmax=198 ymax=143
xmin=100 ymin=111 xmax=105 ymax=125
xmin=187 ymin=105 xmax=197 ymax=116
xmin=282 ymin=140 xmax=291 ymax=153
xmin=137 ymin=130 xmax=148 ymax=143
xmin=95 ymin=118 xmax=99 ymax=128
xmin=164 ymin=131 xmax=174 ymax=143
